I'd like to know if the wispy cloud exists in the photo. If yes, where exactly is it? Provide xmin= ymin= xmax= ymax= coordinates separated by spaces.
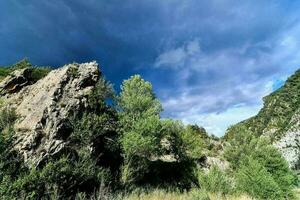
xmin=1 ymin=0 xmax=300 ymax=135
xmin=155 ymin=39 xmax=201 ymax=69
xmin=154 ymin=9 xmax=300 ymax=135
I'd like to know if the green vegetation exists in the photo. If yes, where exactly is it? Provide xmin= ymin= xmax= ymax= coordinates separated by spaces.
xmin=236 ymin=157 xmax=283 ymax=199
xmin=0 ymin=59 xmax=51 ymax=82
xmin=224 ymin=127 xmax=296 ymax=199
xmin=0 ymin=61 xmax=298 ymax=199
xmin=118 ymin=75 xmax=201 ymax=188
xmin=0 ymin=76 xmax=118 ymax=199
xmin=198 ymin=166 xmax=233 ymax=196
xmin=226 ymin=69 xmax=300 ymax=140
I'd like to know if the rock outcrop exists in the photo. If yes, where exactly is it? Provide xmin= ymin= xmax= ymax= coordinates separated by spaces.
xmin=275 ymin=131 xmax=300 ymax=169
xmin=0 ymin=68 xmax=33 ymax=95
xmin=274 ymin=108 xmax=300 ymax=168
xmin=0 ymin=62 xmax=100 ymax=167
xmin=202 ymin=156 xmax=230 ymax=172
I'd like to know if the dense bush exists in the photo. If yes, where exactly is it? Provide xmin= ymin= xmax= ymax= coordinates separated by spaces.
xmin=198 ymin=166 xmax=233 ymax=196
xmin=1 ymin=154 xmax=110 ymax=199
xmin=223 ymin=126 xmax=256 ymax=170
xmin=0 ymin=106 xmax=19 ymax=177
xmin=254 ymin=137 xmax=295 ymax=196
xmin=224 ymin=127 xmax=296 ymax=199
xmin=0 ymin=106 xmax=29 ymax=199
xmin=236 ymin=157 xmax=283 ymax=200
xmin=181 ymin=124 xmax=207 ymax=159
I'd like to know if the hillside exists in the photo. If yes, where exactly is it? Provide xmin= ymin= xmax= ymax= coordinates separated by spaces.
xmin=0 ymin=60 xmax=297 ymax=199
xmin=225 ymin=69 xmax=300 ymax=169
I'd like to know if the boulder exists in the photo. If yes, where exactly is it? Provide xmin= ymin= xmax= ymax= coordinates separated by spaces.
xmin=1 ymin=62 xmax=100 ymax=167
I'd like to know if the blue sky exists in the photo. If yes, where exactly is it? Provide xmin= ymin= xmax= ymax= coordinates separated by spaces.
xmin=1 ymin=0 xmax=300 ymax=136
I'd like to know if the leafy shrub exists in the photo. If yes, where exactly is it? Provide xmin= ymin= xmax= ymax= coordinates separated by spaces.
xmin=118 ymin=75 xmax=162 ymax=131
xmin=0 ymin=106 xmax=17 ymax=132
xmin=0 ymin=107 xmax=29 ymax=199
xmin=3 ymin=154 xmax=110 ymax=199
xmin=0 ymin=68 xmax=11 ymax=81
xmin=223 ymin=126 xmax=257 ymax=170
xmin=30 ymin=67 xmax=51 ymax=82
xmin=254 ymin=137 xmax=295 ymax=197
xmin=181 ymin=124 xmax=207 ymax=159
xmin=198 ymin=166 xmax=233 ymax=195
xmin=88 ymin=76 xmax=115 ymax=111
xmin=0 ymin=106 xmax=19 ymax=177
xmin=224 ymin=127 xmax=296 ymax=199
xmin=121 ymin=116 xmax=162 ymax=161
xmin=236 ymin=157 xmax=283 ymax=200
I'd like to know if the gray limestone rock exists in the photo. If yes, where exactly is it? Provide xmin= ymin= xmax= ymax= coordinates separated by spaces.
xmin=0 ymin=61 xmax=100 ymax=167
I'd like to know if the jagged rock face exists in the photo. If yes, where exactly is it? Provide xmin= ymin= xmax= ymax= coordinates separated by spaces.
xmin=275 ymin=131 xmax=300 ymax=169
xmin=0 ymin=62 xmax=99 ymax=167
xmin=275 ymin=109 xmax=300 ymax=169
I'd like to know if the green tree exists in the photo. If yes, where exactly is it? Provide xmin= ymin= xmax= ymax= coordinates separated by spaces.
xmin=223 ymin=126 xmax=257 ymax=169
xmin=160 ymin=119 xmax=186 ymax=160
xmin=118 ymin=75 xmax=162 ymax=130
xmin=236 ymin=157 xmax=283 ymax=200
xmin=254 ymin=137 xmax=295 ymax=197
xmin=224 ymin=127 xmax=296 ymax=198
xmin=182 ymin=124 xmax=207 ymax=159
xmin=118 ymin=75 xmax=163 ymax=184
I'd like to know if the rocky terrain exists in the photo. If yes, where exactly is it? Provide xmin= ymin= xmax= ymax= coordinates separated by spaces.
xmin=226 ymin=69 xmax=300 ymax=169
xmin=2 ymin=61 xmax=300 ymax=170
xmin=0 ymin=61 xmax=100 ymax=167
xmin=0 ymin=60 xmax=297 ymax=199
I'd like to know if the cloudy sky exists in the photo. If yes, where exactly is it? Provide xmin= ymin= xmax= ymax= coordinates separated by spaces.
xmin=1 ymin=0 xmax=300 ymax=136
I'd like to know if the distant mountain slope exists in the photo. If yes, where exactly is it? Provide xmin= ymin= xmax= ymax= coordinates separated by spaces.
xmin=225 ymin=69 xmax=300 ymax=169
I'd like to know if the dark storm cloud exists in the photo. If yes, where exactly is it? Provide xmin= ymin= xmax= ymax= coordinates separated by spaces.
xmin=1 ymin=0 xmax=300 ymax=134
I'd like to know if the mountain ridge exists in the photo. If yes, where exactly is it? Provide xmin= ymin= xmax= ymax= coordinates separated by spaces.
xmin=225 ymin=69 xmax=300 ymax=169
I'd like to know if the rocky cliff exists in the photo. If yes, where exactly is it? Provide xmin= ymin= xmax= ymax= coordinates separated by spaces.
xmin=226 ymin=69 xmax=300 ymax=169
xmin=0 ymin=62 xmax=100 ymax=167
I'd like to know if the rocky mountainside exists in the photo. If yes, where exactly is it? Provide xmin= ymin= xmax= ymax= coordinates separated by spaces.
xmin=226 ymin=69 xmax=300 ymax=169
xmin=0 ymin=61 xmax=99 ymax=167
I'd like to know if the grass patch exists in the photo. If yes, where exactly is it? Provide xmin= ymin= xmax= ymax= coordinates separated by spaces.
xmin=121 ymin=189 xmax=252 ymax=200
